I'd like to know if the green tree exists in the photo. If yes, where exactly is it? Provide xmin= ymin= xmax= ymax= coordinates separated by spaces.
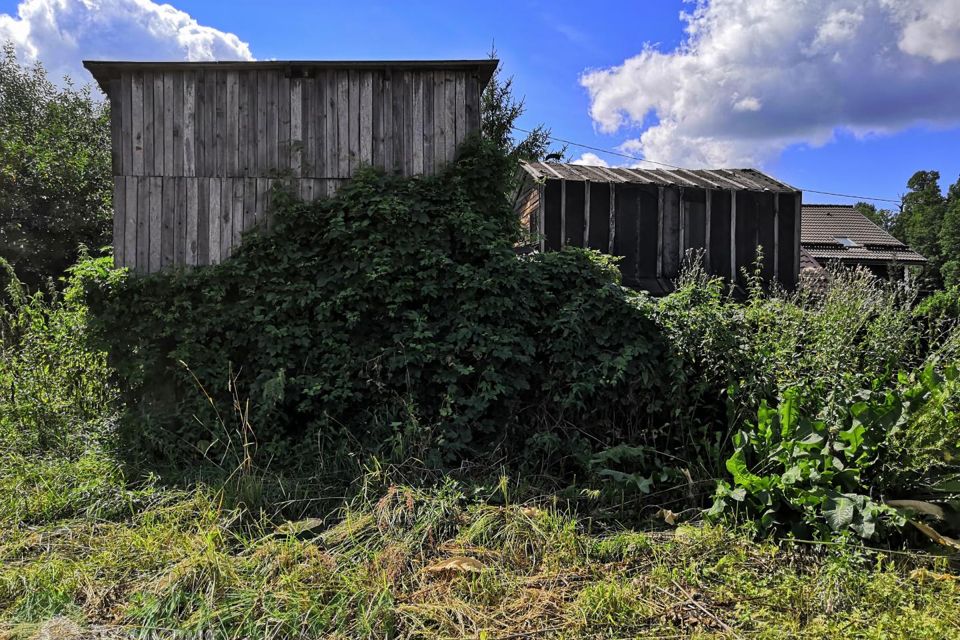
xmin=854 ymin=202 xmax=894 ymax=231
xmin=0 ymin=43 xmax=111 ymax=288
xmin=890 ymin=170 xmax=948 ymax=287
xmin=938 ymin=176 xmax=960 ymax=288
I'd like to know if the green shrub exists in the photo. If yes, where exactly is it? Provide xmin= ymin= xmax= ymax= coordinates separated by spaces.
xmin=709 ymin=386 xmax=908 ymax=540
xmin=0 ymin=255 xmax=116 ymax=457
xmin=81 ymin=140 xmax=674 ymax=473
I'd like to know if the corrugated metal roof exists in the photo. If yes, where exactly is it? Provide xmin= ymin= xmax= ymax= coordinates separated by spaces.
xmin=521 ymin=162 xmax=799 ymax=193
xmin=83 ymin=59 xmax=499 ymax=93
xmin=801 ymin=204 xmax=926 ymax=264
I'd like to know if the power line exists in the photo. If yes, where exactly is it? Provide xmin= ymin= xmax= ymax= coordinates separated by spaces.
xmin=513 ymin=126 xmax=903 ymax=205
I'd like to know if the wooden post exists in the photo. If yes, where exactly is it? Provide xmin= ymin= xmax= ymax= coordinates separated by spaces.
xmin=608 ymin=183 xmax=616 ymax=253
xmin=794 ymin=194 xmax=801 ymax=281
xmin=678 ymin=188 xmax=686 ymax=268
xmin=560 ymin=179 xmax=567 ymax=248
xmin=730 ymin=191 xmax=737 ymax=280
xmin=657 ymin=186 xmax=664 ymax=278
xmin=537 ymin=183 xmax=545 ymax=252
xmin=583 ymin=181 xmax=591 ymax=248
xmin=773 ymin=193 xmax=780 ymax=282
xmin=705 ymin=189 xmax=712 ymax=272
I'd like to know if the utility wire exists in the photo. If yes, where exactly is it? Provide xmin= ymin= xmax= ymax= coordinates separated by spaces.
xmin=513 ymin=126 xmax=903 ymax=205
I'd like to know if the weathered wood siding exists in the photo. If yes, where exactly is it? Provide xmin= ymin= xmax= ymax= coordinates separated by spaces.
xmin=101 ymin=64 xmax=486 ymax=272
xmin=525 ymin=178 xmax=800 ymax=293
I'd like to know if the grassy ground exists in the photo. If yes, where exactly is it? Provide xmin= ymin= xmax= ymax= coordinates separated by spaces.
xmin=2 ymin=448 xmax=959 ymax=639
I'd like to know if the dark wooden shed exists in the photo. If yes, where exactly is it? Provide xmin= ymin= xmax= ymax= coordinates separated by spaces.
xmin=516 ymin=163 xmax=802 ymax=293
xmin=83 ymin=59 xmax=497 ymax=273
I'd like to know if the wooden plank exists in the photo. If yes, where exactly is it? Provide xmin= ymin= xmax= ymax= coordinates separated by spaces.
xmin=794 ymin=194 xmax=801 ymax=280
xmin=183 ymin=72 xmax=196 ymax=176
xmin=152 ymin=72 xmax=164 ymax=175
xmin=176 ymin=177 xmax=187 ymax=265
xmin=208 ymin=177 xmax=221 ymax=264
xmin=300 ymin=76 xmax=313 ymax=177
xmin=538 ymin=183 xmax=545 ymax=251
xmin=464 ymin=74 xmax=479 ymax=138
xmin=422 ymin=72 xmax=435 ymax=175
xmin=163 ymin=72 xmax=174 ymax=175
xmin=560 ymin=179 xmax=567 ymax=247
xmin=661 ymin=187 xmax=681 ymax=278
xmin=219 ymin=178 xmax=232 ymax=261
xmin=583 ymin=181 xmax=591 ymax=247
xmin=403 ymin=71 xmax=415 ymax=176
xmin=290 ymin=77 xmax=302 ymax=178
xmin=444 ymin=72 xmax=457 ymax=164
xmin=704 ymin=190 xmax=712 ymax=271
xmin=124 ymin=176 xmax=137 ymax=270
xmin=773 ymin=193 xmax=779 ymax=282
xmin=679 ymin=195 xmax=686 ymax=264
xmin=214 ymin=71 xmax=225 ymax=177
xmin=359 ymin=70 xmax=373 ymax=165
xmin=113 ymin=177 xmax=125 ymax=266
xmin=159 ymin=176 xmax=172 ymax=269
xmin=197 ymin=178 xmax=209 ymax=265
xmin=173 ymin=73 xmax=184 ymax=176
xmin=337 ymin=70 xmax=350 ymax=178
xmin=382 ymin=70 xmax=393 ymax=172
xmin=267 ymin=71 xmax=278 ymax=171
xmin=136 ymin=175 xmax=149 ymax=272
xmin=194 ymin=71 xmax=206 ymax=175
xmin=120 ymin=73 xmax=133 ymax=175
xmin=348 ymin=69 xmax=360 ymax=173
xmin=256 ymin=71 xmax=267 ymax=175
xmin=431 ymin=72 xmax=443 ymax=171
xmin=237 ymin=71 xmax=248 ymax=175
xmin=246 ymin=71 xmax=258 ymax=176
xmin=372 ymin=71 xmax=384 ymax=169
xmin=392 ymin=70 xmax=406 ymax=174
xmin=730 ymin=190 xmax=737 ymax=280
xmin=455 ymin=72 xmax=466 ymax=149
xmin=232 ymin=178 xmax=244 ymax=249
xmin=131 ymin=72 xmax=144 ymax=175
xmin=142 ymin=72 xmax=154 ymax=175
xmin=225 ymin=71 xmax=238 ymax=176
xmin=108 ymin=78 xmax=122 ymax=175
xmin=243 ymin=176 xmax=256 ymax=232
xmin=608 ymin=183 xmax=616 ymax=253
xmin=411 ymin=71 xmax=424 ymax=174
xmin=656 ymin=187 xmax=664 ymax=278
xmin=186 ymin=177 xmax=198 ymax=266
xmin=150 ymin=177 xmax=163 ymax=272
xmin=278 ymin=74 xmax=290 ymax=173
xmin=317 ymin=71 xmax=329 ymax=180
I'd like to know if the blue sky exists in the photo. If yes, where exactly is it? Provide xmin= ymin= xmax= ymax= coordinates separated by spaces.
xmin=2 ymin=0 xmax=959 ymax=206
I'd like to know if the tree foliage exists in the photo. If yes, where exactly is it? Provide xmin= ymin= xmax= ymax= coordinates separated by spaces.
xmin=0 ymin=43 xmax=111 ymax=287
xmin=889 ymin=170 xmax=960 ymax=288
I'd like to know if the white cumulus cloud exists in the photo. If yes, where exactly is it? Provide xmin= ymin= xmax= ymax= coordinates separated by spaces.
xmin=580 ymin=0 xmax=960 ymax=168
xmin=0 ymin=0 xmax=253 ymax=84
xmin=570 ymin=152 xmax=610 ymax=167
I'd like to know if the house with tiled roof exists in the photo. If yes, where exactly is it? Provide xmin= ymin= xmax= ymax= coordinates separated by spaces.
xmin=801 ymin=204 xmax=926 ymax=278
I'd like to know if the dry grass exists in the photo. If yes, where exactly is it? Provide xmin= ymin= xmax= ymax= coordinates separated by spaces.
xmin=1 ymin=461 xmax=959 ymax=640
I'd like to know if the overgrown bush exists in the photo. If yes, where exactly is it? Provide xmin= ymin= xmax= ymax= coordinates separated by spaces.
xmin=81 ymin=140 xmax=675 ymax=475
xmin=0 ymin=255 xmax=116 ymax=457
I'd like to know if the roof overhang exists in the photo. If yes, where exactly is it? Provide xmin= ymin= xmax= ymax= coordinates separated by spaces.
xmin=83 ymin=59 xmax=499 ymax=94
xmin=520 ymin=161 xmax=799 ymax=193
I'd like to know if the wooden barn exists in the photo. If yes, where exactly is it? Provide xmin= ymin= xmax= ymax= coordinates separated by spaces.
xmin=83 ymin=59 xmax=497 ymax=273
xmin=516 ymin=163 xmax=802 ymax=293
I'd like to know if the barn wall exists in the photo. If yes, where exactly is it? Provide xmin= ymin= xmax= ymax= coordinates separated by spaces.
xmin=537 ymin=177 xmax=801 ymax=292
xmin=107 ymin=67 xmax=483 ymax=272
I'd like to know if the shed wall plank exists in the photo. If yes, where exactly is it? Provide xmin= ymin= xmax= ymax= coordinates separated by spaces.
xmin=131 ymin=72 xmax=144 ymax=175
xmin=183 ymin=72 xmax=196 ymax=176
xmin=113 ymin=176 xmax=125 ymax=265
xmin=186 ymin=177 xmax=198 ymax=265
